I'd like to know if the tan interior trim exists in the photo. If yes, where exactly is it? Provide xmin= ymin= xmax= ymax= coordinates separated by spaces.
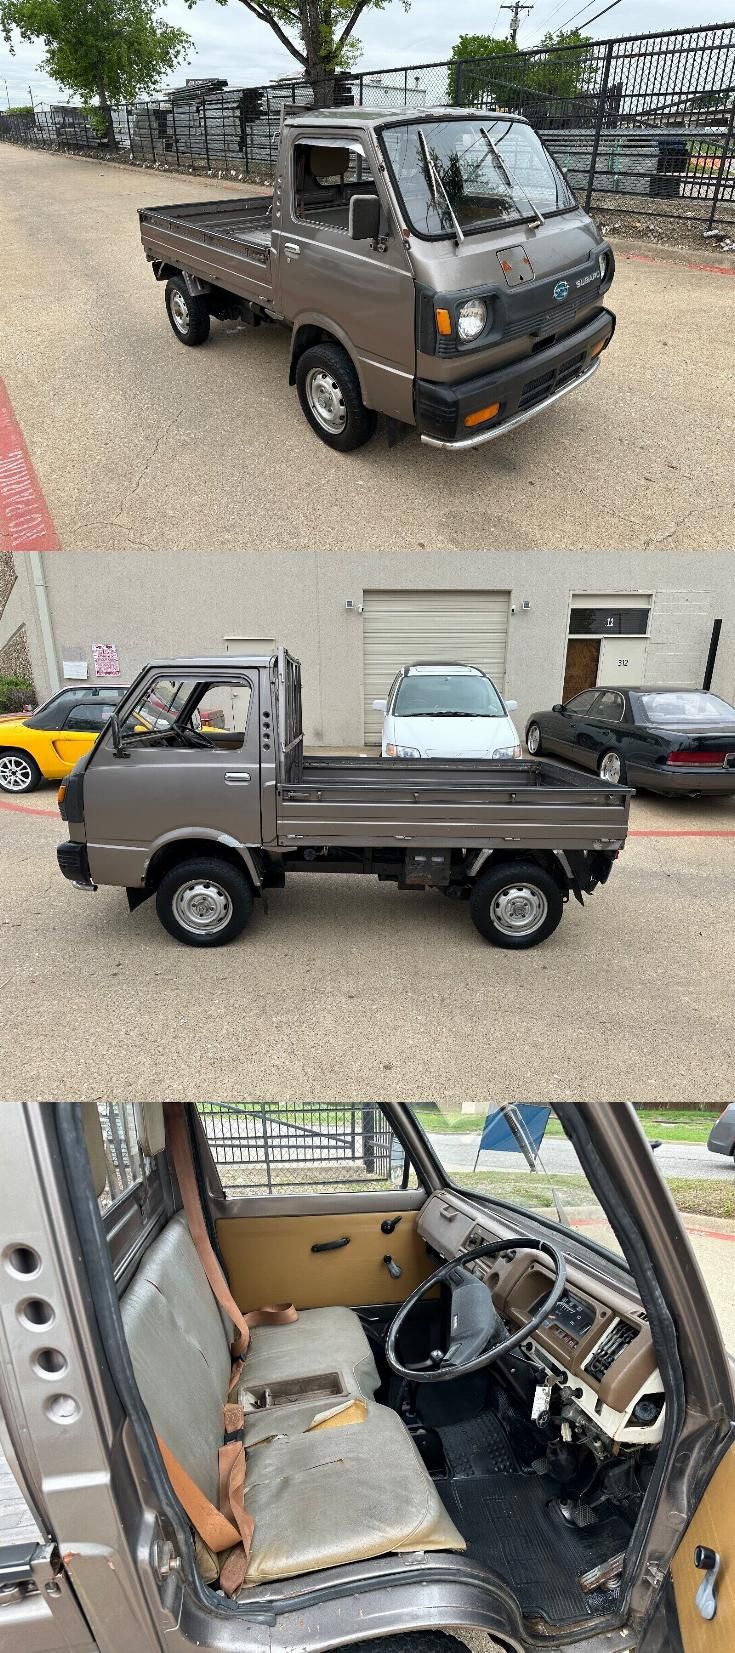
xmin=217 ymin=1209 xmax=434 ymax=1310
xmin=671 ymin=1440 xmax=735 ymax=1652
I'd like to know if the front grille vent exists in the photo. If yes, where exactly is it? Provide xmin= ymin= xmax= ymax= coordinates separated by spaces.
xmin=584 ymin=1319 xmax=639 ymax=1383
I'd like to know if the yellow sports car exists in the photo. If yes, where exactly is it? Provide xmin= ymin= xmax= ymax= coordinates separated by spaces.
xmin=0 ymin=685 xmax=127 ymax=795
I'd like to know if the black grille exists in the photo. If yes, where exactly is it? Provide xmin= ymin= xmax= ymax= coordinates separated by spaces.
xmin=585 ymin=1320 xmax=639 ymax=1383
xmin=518 ymin=350 xmax=586 ymax=412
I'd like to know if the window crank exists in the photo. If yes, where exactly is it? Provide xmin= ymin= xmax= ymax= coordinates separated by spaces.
xmin=381 ymin=1215 xmax=403 ymax=1234
xmin=694 ymin=1545 xmax=720 ymax=1621
xmin=383 ymin=1254 xmax=402 ymax=1280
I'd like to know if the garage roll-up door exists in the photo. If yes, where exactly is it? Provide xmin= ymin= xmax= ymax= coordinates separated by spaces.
xmin=363 ymin=589 xmax=511 ymax=742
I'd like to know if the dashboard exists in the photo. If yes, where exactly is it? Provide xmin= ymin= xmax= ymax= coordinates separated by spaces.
xmin=417 ymin=1190 xmax=666 ymax=1446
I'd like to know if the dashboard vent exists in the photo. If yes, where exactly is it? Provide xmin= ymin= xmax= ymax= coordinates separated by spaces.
xmin=584 ymin=1319 xmax=639 ymax=1383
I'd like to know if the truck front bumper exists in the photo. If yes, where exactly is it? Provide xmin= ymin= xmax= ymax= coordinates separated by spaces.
xmin=57 ymin=840 xmax=96 ymax=890
xmin=416 ymin=308 xmax=615 ymax=449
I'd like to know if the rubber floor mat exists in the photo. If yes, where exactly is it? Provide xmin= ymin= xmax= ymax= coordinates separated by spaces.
xmin=435 ymin=1411 xmax=519 ymax=1477
xmin=436 ymin=1473 xmax=630 ymax=1623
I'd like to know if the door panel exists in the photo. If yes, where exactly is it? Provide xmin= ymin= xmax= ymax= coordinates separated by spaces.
xmin=217 ymin=1203 xmax=434 ymax=1310
xmin=671 ymin=1441 xmax=735 ymax=1651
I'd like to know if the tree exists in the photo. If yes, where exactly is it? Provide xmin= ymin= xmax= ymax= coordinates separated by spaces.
xmin=202 ymin=0 xmax=410 ymax=99
xmin=448 ymin=26 xmax=592 ymax=116
xmin=0 ymin=0 xmax=191 ymax=143
xmin=447 ymin=33 xmax=514 ymax=107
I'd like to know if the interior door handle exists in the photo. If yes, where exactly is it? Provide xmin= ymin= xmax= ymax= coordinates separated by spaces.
xmin=311 ymin=1236 xmax=350 ymax=1253
xmin=224 ymin=771 xmax=251 ymax=784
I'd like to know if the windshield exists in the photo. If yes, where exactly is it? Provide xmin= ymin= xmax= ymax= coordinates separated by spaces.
xmin=635 ymin=690 xmax=735 ymax=725
xmin=394 ymin=673 xmax=505 ymax=717
xmin=381 ymin=118 xmax=576 ymax=240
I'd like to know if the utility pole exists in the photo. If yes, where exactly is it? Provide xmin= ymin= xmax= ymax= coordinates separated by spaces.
xmin=501 ymin=1 xmax=533 ymax=45
xmin=28 ymin=83 xmax=35 ymax=111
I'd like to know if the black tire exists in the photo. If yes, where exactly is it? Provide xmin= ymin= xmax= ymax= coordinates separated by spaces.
xmin=469 ymin=859 xmax=564 ymax=950
xmin=164 ymin=276 xmax=211 ymax=347
xmin=598 ymin=749 xmax=627 ymax=786
xmin=526 ymin=721 xmax=543 ymax=756
xmin=295 ymin=342 xmax=377 ymax=452
xmin=0 ymin=749 xmax=42 ymax=794
xmin=155 ymin=856 xmax=254 ymax=947
xmin=327 ymin=1639 xmax=469 ymax=1653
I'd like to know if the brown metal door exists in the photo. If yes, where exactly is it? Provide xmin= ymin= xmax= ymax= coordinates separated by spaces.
xmin=563 ymin=639 xmax=601 ymax=700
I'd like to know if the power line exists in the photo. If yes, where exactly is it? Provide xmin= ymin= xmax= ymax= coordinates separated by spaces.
xmin=501 ymin=1 xmax=534 ymax=47
xmin=524 ymin=0 xmax=620 ymax=44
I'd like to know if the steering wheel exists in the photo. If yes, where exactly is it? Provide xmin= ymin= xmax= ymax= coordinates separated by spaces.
xmin=385 ymin=1237 xmax=567 ymax=1383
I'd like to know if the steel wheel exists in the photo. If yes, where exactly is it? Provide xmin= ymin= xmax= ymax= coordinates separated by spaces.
xmin=489 ymin=882 xmax=549 ymax=939
xmin=0 ymin=752 xmax=37 ymax=793
xmin=170 ymin=290 xmax=190 ymax=335
xmin=599 ymin=751 xmax=622 ymax=784
xmin=305 ymin=368 xmax=348 ymax=435
xmin=171 ymin=878 xmax=233 ymax=937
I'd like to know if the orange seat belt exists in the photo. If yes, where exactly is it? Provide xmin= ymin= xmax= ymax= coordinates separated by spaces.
xmin=163 ymin=1103 xmax=298 ymax=1377
xmin=158 ymin=1405 xmax=254 ymax=1597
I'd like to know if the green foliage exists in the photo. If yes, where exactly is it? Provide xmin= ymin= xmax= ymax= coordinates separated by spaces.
xmin=0 ymin=675 xmax=34 ymax=714
xmin=6 ymin=101 xmax=35 ymax=113
xmin=448 ymin=26 xmax=592 ymax=111
xmin=0 ymin=0 xmax=192 ymax=112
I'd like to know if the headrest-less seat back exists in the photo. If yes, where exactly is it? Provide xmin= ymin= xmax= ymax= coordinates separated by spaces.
xmin=134 ymin=1102 xmax=166 ymax=1158
xmin=309 ymin=146 xmax=350 ymax=178
xmin=121 ymin=1212 xmax=231 ymax=1504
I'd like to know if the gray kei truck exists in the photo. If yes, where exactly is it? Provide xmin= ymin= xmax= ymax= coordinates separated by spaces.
xmin=56 ymin=649 xmax=630 ymax=950
xmin=1 ymin=1101 xmax=734 ymax=1653
xmin=138 ymin=106 xmax=615 ymax=451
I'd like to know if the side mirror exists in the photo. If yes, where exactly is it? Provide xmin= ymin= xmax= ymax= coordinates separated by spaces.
xmin=504 ymin=699 xmax=518 ymax=713
xmin=349 ymin=194 xmax=381 ymax=242
xmin=552 ymin=703 xmax=565 ymax=714
xmin=372 ymin=698 xmax=387 ymax=713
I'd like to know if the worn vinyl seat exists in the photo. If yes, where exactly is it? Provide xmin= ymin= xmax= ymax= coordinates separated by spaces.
xmin=120 ymin=1210 xmax=464 ymax=1587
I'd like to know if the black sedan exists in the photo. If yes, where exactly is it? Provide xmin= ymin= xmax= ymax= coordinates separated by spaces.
xmin=525 ymin=687 xmax=735 ymax=796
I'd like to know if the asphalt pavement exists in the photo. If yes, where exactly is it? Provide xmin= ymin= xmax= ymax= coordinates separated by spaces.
xmin=1 ymin=786 xmax=733 ymax=1105
xmin=430 ymin=1132 xmax=732 ymax=1182
xmin=2 ymin=145 xmax=734 ymax=552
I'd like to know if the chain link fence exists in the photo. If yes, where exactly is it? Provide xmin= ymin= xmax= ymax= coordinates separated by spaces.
xmin=196 ymin=1104 xmax=400 ymax=1194
xmin=1 ymin=22 xmax=734 ymax=233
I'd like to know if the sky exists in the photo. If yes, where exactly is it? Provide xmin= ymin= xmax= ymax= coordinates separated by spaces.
xmin=0 ymin=0 xmax=726 ymax=109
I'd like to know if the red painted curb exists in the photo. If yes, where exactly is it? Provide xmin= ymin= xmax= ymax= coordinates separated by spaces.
xmin=0 ymin=798 xmax=58 ymax=818
xmin=622 ymin=252 xmax=735 ymax=277
xmin=0 ymin=379 xmax=61 ymax=551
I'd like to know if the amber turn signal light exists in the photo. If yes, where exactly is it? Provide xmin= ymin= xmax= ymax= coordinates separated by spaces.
xmin=464 ymin=403 xmax=500 ymax=428
xmin=435 ymin=308 xmax=452 ymax=336
xmin=590 ymin=337 xmax=607 ymax=357
xmin=57 ymin=783 xmax=67 ymax=805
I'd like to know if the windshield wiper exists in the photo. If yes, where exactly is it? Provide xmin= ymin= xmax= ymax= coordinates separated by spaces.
xmin=417 ymin=126 xmax=464 ymax=246
xmin=479 ymin=125 xmax=544 ymax=228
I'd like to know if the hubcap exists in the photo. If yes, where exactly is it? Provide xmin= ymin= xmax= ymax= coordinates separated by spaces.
xmin=490 ymin=883 xmax=548 ymax=938
xmin=305 ymin=368 xmax=347 ymax=434
xmin=0 ymin=753 xmax=34 ymax=792
xmin=527 ymin=725 xmax=540 ymax=754
xmin=172 ymin=879 xmax=232 ymax=936
xmin=170 ymin=290 xmax=190 ymax=333
xmin=600 ymin=752 xmax=622 ymax=784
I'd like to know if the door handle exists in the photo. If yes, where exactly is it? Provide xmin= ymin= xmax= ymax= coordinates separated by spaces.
xmin=283 ymin=242 xmax=301 ymax=258
xmin=311 ymin=1236 xmax=350 ymax=1253
xmin=224 ymin=771 xmax=251 ymax=785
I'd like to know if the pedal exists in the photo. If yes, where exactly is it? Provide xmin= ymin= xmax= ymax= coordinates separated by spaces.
xmin=579 ymin=1552 xmax=626 ymax=1593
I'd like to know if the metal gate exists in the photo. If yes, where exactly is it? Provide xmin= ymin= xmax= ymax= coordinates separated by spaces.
xmin=197 ymin=1104 xmax=396 ymax=1193
xmin=362 ymin=589 xmax=511 ymax=743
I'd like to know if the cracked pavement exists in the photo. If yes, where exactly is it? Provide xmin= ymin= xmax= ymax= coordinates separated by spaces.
xmin=1 ymin=144 xmax=734 ymax=552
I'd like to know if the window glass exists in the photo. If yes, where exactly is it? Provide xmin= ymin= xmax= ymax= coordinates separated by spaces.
xmin=63 ymin=703 xmax=117 ymax=731
xmin=393 ymin=672 xmax=504 ymax=717
xmin=565 ymin=691 xmax=598 ymax=714
xmin=118 ymin=679 xmax=251 ymax=746
xmin=635 ymin=691 xmax=735 ymax=725
xmin=381 ymin=118 xmax=575 ymax=240
xmin=95 ymin=1104 xmax=145 ymax=1212
xmin=590 ymin=691 xmax=626 ymax=723
xmin=197 ymin=1104 xmax=418 ymax=1195
xmin=293 ymin=139 xmax=376 ymax=231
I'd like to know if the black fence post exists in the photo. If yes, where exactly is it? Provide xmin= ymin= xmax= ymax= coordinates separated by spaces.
xmin=707 ymin=97 xmax=735 ymax=233
xmin=584 ymin=39 xmax=614 ymax=214
xmin=362 ymin=1106 xmax=376 ymax=1173
xmin=202 ymin=97 xmax=211 ymax=169
xmin=145 ymin=100 xmax=155 ymax=162
xmin=171 ymin=100 xmax=180 ymax=168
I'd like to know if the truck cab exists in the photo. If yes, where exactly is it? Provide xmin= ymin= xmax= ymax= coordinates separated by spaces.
xmin=1 ymin=1103 xmax=733 ymax=1653
xmin=139 ymin=106 xmax=615 ymax=452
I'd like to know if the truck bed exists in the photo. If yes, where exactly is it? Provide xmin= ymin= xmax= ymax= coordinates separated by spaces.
xmin=139 ymin=195 xmax=275 ymax=300
xmin=275 ymin=756 xmax=631 ymax=849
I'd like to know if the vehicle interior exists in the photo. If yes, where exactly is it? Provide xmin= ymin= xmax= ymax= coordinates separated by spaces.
xmin=82 ymin=1103 xmax=668 ymax=1639
xmin=293 ymin=142 xmax=379 ymax=231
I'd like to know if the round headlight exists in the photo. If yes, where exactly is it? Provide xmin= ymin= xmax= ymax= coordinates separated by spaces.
xmin=457 ymin=297 xmax=487 ymax=342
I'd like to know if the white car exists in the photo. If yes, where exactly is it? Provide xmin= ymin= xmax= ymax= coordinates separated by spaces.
xmin=373 ymin=663 xmax=521 ymax=759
